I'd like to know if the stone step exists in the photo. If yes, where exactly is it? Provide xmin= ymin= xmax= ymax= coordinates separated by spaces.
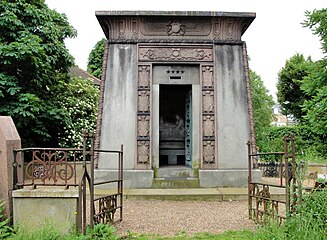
xmin=156 ymin=166 xmax=196 ymax=178
xmin=93 ymin=187 xmax=286 ymax=201
xmin=152 ymin=177 xmax=200 ymax=189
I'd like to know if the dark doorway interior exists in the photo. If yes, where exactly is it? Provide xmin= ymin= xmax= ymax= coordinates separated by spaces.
xmin=159 ymin=85 xmax=191 ymax=166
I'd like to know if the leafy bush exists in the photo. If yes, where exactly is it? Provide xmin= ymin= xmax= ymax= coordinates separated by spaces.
xmin=256 ymin=125 xmax=326 ymax=163
xmin=54 ymin=77 xmax=99 ymax=148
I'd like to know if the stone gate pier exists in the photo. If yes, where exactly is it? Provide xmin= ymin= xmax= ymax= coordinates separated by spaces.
xmin=94 ymin=11 xmax=261 ymax=188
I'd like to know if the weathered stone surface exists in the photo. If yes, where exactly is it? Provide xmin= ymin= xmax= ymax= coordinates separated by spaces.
xmin=199 ymin=169 xmax=261 ymax=187
xmin=0 ymin=116 xmax=21 ymax=216
xmin=12 ymin=188 xmax=78 ymax=233
xmin=215 ymin=45 xmax=249 ymax=169
xmin=95 ymin=170 xmax=154 ymax=189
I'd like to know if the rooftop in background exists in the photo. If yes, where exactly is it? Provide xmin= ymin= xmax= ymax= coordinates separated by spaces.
xmin=69 ymin=67 xmax=101 ymax=86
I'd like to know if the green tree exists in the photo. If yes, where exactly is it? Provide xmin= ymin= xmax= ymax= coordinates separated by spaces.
xmin=250 ymin=70 xmax=275 ymax=141
xmin=301 ymin=8 xmax=327 ymax=141
xmin=0 ymin=0 xmax=77 ymax=147
xmin=87 ymin=38 xmax=106 ymax=79
xmin=277 ymin=54 xmax=313 ymax=122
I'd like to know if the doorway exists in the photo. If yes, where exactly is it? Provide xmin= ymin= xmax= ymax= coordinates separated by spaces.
xmin=159 ymin=85 xmax=192 ymax=167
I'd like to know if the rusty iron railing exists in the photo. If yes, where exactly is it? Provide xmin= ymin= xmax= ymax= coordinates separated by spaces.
xmin=247 ymin=134 xmax=297 ymax=224
xmin=13 ymin=147 xmax=84 ymax=189
xmin=13 ymin=132 xmax=123 ymax=234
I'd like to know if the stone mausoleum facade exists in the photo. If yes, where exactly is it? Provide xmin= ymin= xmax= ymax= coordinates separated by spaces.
xmin=94 ymin=11 xmax=260 ymax=188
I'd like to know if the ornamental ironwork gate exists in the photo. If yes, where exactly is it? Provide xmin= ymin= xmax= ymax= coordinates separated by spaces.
xmin=12 ymin=132 xmax=123 ymax=233
xmin=247 ymin=134 xmax=297 ymax=224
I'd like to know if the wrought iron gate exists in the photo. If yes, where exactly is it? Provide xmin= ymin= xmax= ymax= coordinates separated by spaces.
xmin=247 ymin=134 xmax=297 ymax=224
xmin=12 ymin=131 xmax=123 ymax=233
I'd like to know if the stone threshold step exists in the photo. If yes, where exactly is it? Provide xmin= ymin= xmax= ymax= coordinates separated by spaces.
xmin=93 ymin=188 xmax=286 ymax=201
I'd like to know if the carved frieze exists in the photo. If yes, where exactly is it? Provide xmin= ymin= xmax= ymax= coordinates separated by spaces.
xmin=139 ymin=17 xmax=211 ymax=36
xmin=139 ymin=46 xmax=213 ymax=62
xmin=98 ymin=14 xmax=253 ymax=42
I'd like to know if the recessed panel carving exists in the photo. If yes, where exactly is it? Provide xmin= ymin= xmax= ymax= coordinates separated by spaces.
xmin=137 ymin=64 xmax=151 ymax=166
xmin=203 ymin=141 xmax=215 ymax=163
xmin=203 ymin=115 xmax=215 ymax=137
xmin=201 ymin=65 xmax=216 ymax=168
xmin=138 ymin=91 xmax=150 ymax=112
xmin=137 ymin=141 xmax=150 ymax=163
xmin=202 ymin=91 xmax=214 ymax=113
xmin=138 ymin=115 xmax=150 ymax=137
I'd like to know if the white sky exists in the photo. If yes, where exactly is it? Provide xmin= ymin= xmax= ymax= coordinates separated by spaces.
xmin=45 ymin=0 xmax=326 ymax=99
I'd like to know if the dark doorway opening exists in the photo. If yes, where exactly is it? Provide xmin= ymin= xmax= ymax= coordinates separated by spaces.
xmin=159 ymin=85 xmax=192 ymax=167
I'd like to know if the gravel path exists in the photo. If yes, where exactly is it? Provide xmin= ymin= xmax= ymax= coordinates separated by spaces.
xmin=115 ymin=199 xmax=255 ymax=237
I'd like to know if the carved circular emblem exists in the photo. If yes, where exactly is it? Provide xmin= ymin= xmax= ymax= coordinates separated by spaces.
xmin=172 ymin=49 xmax=180 ymax=57
xmin=167 ymin=21 xmax=185 ymax=35
xmin=171 ymin=23 xmax=181 ymax=33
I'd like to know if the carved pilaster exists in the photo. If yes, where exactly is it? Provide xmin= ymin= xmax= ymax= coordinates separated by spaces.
xmin=136 ymin=65 xmax=151 ymax=168
xmin=201 ymin=65 xmax=217 ymax=169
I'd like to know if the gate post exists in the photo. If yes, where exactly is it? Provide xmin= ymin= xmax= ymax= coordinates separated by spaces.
xmin=0 ymin=116 xmax=21 ymax=218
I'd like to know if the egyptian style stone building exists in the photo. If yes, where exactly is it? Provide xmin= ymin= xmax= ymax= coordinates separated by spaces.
xmin=94 ymin=11 xmax=260 ymax=188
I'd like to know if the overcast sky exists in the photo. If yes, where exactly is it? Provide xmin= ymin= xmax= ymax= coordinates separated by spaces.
xmin=45 ymin=0 xmax=326 ymax=99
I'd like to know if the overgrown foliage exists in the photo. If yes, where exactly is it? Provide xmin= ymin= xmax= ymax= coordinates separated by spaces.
xmin=0 ymin=202 xmax=14 ymax=239
xmin=55 ymin=77 xmax=99 ymax=148
xmin=0 ymin=0 xmax=77 ymax=147
xmin=87 ymin=39 xmax=106 ymax=79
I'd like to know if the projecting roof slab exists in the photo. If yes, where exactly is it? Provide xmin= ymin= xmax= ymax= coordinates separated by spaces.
xmin=96 ymin=11 xmax=256 ymax=43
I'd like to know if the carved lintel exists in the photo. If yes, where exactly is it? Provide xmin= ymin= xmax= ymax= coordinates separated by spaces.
xmin=139 ymin=46 xmax=213 ymax=62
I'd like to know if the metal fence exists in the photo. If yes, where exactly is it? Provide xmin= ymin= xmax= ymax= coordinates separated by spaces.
xmin=247 ymin=134 xmax=297 ymax=224
xmin=12 ymin=132 xmax=123 ymax=233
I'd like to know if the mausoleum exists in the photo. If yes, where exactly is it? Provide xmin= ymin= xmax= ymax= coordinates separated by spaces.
xmin=94 ymin=11 xmax=260 ymax=188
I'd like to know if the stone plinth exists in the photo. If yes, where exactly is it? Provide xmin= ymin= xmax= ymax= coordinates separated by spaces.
xmin=12 ymin=188 xmax=79 ymax=233
xmin=199 ymin=169 xmax=262 ymax=187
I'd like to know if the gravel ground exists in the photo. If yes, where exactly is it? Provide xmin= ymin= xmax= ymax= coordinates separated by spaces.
xmin=115 ymin=199 xmax=255 ymax=237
